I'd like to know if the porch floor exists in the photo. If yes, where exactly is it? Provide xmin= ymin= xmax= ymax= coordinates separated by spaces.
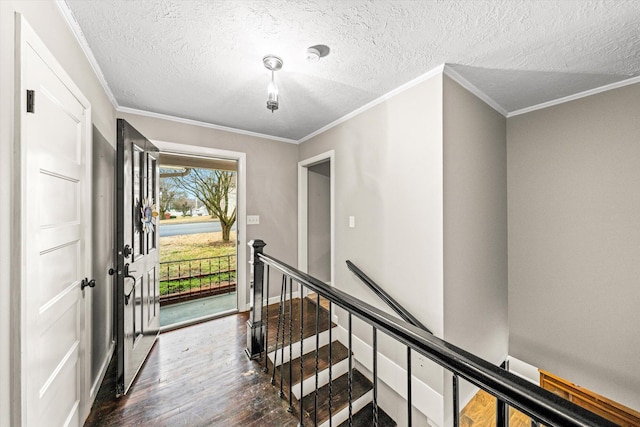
xmin=160 ymin=292 xmax=236 ymax=327
xmin=84 ymin=311 xmax=298 ymax=426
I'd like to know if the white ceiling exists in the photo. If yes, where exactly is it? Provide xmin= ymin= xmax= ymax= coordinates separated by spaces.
xmin=64 ymin=0 xmax=640 ymax=142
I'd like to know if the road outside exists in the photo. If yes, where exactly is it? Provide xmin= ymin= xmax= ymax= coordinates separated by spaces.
xmin=159 ymin=220 xmax=236 ymax=237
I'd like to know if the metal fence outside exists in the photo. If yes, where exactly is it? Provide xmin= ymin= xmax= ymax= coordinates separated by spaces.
xmin=159 ymin=254 xmax=236 ymax=305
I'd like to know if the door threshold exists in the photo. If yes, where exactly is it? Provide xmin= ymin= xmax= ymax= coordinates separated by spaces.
xmin=160 ymin=308 xmax=239 ymax=333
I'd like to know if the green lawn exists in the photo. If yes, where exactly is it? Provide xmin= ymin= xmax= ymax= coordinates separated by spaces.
xmin=160 ymin=230 xmax=236 ymax=263
xmin=159 ymin=231 xmax=236 ymax=296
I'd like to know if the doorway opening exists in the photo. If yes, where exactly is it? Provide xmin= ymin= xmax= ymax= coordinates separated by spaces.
xmin=158 ymin=153 xmax=238 ymax=328
xmin=298 ymin=151 xmax=335 ymax=310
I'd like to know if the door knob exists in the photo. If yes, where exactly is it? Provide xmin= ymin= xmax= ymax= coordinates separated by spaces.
xmin=81 ymin=278 xmax=96 ymax=290
xmin=122 ymin=244 xmax=132 ymax=259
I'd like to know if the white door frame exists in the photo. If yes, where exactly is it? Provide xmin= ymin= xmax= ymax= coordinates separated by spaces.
xmin=151 ymin=140 xmax=248 ymax=311
xmin=298 ymin=150 xmax=335 ymax=292
xmin=15 ymin=13 xmax=93 ymax=425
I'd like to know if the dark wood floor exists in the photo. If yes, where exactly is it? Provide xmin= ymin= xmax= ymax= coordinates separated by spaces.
xmin=84 ymin=312 xmax=299 ymax=427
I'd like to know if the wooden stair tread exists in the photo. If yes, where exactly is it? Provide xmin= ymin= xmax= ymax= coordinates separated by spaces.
xmin=338 ymin=402 xmax=397 ymax=427
xmin=276 ymin=341 xmax=350 ymax=388
xmin=307 ymin=292 xmax=331 ymax=312
xmin=262 ymin=297 xmax=334 ymax=353
xmin=301 ymin=369 xmax=373 ymax=425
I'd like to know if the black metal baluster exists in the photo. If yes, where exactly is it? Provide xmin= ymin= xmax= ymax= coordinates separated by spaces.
xmin=288 ymin=277 xmax=294 ymax=413
xmin=328 ymin=301 xmax=333 ymax=427
xmin=373 ymin=327 xmax=378 ymax=427
xmin=199 ymin=259 xmax=202 ymax=292
xmin=272 ymin=275 xmax=286 ymax=388
xmin=315 ymin=294 xmax=320 ymax=427
xmin=178 ymin=264 xmax=182 ymax=296
xmin=299 ymin=284 xmax=305 ymax=427
xmin=497 ymin=397 xmax=508 ymax=427
xmin=263 ymin=264 xmax=270 ymax=371
xmin=348 ymin=313 xmax=353 ymax=426
xmin=217 ymin=256 xmax=221 ymax=291
xmin=453 ymin=374 xmax=459 ymax=427
xmin=407 ymin=347 xmax=412 ymax=427
xmin=497 ymin=360 xmax=509 ymax=427
xmin=189 ymin=260 xmax=192 ymax=295
xmin=279 ymin=276 xmax=286 ymax=397
xmin=208 ymin=259 xmax=212 ymax=289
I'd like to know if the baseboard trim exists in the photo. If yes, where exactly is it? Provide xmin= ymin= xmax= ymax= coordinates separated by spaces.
xmin=506 ymin=356 xmax=539 ymax=385
xmin=261 ymin=291 xmax=301 ymax=308
xmin=89 ymin=341 xmax=115 ymax=401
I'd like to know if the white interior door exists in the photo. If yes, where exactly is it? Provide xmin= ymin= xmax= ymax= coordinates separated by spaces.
xmin=19 ymin=16 xmax=92 ymax=427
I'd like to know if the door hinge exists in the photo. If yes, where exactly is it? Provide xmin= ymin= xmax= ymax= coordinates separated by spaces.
xmin=26 ymin=90 xmax=35 ymax=113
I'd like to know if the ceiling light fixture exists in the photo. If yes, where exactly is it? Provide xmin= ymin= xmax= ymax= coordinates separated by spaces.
xmin=263 ymin=54 xmax=283 ymax=112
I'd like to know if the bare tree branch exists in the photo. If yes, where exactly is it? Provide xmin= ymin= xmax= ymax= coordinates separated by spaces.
xmin=170 ymin=169 xmax=236 ymax=242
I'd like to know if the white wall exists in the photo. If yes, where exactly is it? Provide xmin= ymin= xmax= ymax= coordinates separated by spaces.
xmin=117 ymin=111 xmax=299 ymax=305
xmin=442 ymin=75 xmax=509 ymax=414
xmin=299 ymin=73 xmax=446 ymax=422
xmin=307 ymin=161 xmax=331 ymax=282
xmin=507 ymin=82 xmax=640 ymax=411
xmin=0 ymin=1 xmax=117 ymax=424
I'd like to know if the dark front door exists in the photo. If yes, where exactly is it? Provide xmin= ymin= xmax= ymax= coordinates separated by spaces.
xmin=116 ymin=119 xmax=160 ymax=396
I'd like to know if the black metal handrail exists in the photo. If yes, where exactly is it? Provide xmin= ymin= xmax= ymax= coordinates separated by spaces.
xmin=346 ymin=260 xmax=432 ymax=334
xmin=247 ymin=240 xmax=615 ymax=427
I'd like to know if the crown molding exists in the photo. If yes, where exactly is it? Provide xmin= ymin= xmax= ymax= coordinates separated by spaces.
xmin=54 ymin=0 xmax=119 ymax=109
xmin=297 ymin=64 xmax=446 ymax=144
xmin=47 ymin=5 xmax=640 ymax=142
xmin=442 ymin=66 xmax=509 ymax=117
xmin=507 ymin=74 xmax=640 ymax=117
xmin=117 ymin=107 xmax=298 ymax=144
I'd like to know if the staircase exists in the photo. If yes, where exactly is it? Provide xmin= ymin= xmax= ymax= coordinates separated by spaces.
xmin=247 ymin=240 xmax=618 ymax=427
xmin=261 ymin=296 xmax=396 ymax=426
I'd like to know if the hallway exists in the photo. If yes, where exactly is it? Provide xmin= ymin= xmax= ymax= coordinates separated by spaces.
xmin=85 ymin=312 xmax=297 ymax=426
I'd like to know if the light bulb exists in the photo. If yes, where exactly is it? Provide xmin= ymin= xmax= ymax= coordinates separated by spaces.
xmin=266 ymin=73 xmax=279 ymax=112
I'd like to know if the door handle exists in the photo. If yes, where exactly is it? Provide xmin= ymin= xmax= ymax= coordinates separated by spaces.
xmin=123 ymin=263 xmax=136 ymax=305
xmin=81 ymin=277 xmax=96 ymax=290
xmin=122 ymin=244 xmax=132 ymax=259
xmin=123 ymin=263 xmax=136 ymax=278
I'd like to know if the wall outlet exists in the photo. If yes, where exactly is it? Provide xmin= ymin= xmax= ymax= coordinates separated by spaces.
xmin=247 ymin=215 xmax=260 ymax=225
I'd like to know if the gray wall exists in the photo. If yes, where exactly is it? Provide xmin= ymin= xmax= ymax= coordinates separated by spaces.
xmin=442 ymin=76 xmax=509 ymax=411
xmin=91 ymin=127 xmax=115 ymax=383
xmin=308 ymin=161 xmax=331 ymax=282
xmin=0 ymin=1 xmax=117 ymax=424
xmin=507 ymin=82 xmax=640 ymax=411
xmin=117 ymin=112 xmax=299 ymax=304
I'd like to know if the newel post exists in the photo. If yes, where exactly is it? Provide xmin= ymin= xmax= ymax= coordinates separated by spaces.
xmin=245 ymin=239 xmax=266 ymax=359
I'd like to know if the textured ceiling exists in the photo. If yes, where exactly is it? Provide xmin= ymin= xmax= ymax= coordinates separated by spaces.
xmin=65 ymin=0 xmax=640 ymax=141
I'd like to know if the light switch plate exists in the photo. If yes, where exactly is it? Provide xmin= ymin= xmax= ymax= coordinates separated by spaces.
xmin=349 ymin=216 xmax=355 ymax=228
xmin=247 ymin=215 xmax=260 ymax=225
